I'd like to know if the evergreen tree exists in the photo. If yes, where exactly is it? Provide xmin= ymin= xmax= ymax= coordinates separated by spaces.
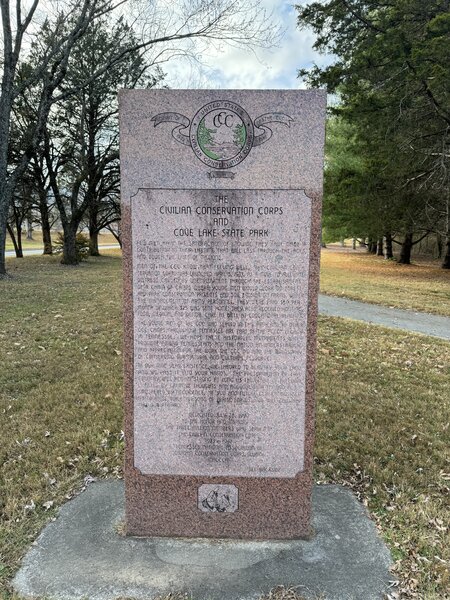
xmin=298 ymin=0 xmax=449 ymax=265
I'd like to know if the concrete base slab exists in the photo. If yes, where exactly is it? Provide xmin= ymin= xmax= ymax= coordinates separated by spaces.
xmin=13 ymin=481 xmax=394 ymax=600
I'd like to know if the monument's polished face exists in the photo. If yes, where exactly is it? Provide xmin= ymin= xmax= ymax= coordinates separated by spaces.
xmin=120 ymin=89 xmax=326 ymax=539
xmin=132 ymin=188 xmax=311 ymax=480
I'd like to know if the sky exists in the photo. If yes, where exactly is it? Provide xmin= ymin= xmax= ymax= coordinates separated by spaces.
xmin=162 ymin=0 xmax=332 ymax=90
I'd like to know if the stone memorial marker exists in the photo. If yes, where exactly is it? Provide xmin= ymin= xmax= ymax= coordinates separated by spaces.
xmin=120 ymin=90 xmax=326 ymax=539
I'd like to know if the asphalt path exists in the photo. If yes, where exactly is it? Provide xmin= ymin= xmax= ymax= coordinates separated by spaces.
xmin=6 ymin=247 xmax=449 ymax=340
xmin=319 ymin=294 xmax=450 ymax=340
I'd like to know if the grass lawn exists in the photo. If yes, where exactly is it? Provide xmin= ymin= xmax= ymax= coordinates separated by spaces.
xmin=320 ymin=247 xmax=450 ymax=317
xmin=5 ymin=232 xmax=119 ymax=252
xmin=1 ymin=254 xmax=449 ymax=599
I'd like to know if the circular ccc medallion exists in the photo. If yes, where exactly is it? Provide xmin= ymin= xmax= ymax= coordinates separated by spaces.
xmin=190 ymin=101 xmax=254 ymax=169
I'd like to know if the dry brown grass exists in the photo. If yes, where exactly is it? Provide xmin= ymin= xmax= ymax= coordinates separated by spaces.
xmin=320 ymin=247 xmax=450 ymax=316
xmin=1 ymin=253 xmax=449 ymax=599
xmin=259 ymin=586 xmax=314 ymax=600
xmin=1 ymin=252 xmax=124 ymax=597
xmin=118 ymin=593 xmax=312 ymax=600
xmin=316 ymin=317 xmax=450 ymax=599
xmin=105 ymin=587 xmax=314 ymax=600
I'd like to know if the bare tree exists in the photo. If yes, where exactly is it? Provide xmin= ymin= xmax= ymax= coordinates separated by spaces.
xmin=0 ymin=0 xmax=282 ymax=273
xmin=1 ymin=0 xmax=117 ymax=274
xmin=29 ymin=147 xmax=57 ymax=254
xmin=7 ymin=179 xmax=32 ymax=257
xmin=51 ymin=15 xmax=159 ymax=261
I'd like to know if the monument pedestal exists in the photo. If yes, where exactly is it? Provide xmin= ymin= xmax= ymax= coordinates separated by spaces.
xmin=13 ymin=481 xmax=395 ymax=600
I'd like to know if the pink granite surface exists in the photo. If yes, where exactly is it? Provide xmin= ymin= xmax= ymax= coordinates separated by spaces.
xmin=120 ymin=90 xmax=326 ymax=539
xmin=119 ymin=90 xmax=325 ymax=202
xmin=131 ymin=188 xmax=311 ymax=479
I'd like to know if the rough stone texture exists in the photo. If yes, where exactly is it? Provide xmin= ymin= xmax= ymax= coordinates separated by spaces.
xmin=12 ymin=481 xmax=394 ymax=600
xmin=120 ymin=90 xmax=326 ymax=538
xmin=319 ymin=294 xmax=450 ymax=340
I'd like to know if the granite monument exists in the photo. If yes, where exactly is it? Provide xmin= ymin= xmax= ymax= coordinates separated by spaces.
xmin=119 ymin=90 xmax=326 ymax=538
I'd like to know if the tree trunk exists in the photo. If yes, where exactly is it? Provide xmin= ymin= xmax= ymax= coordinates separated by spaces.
xmin=436 ymin=233 xmax=443 ymax=259
xmin=0 ymin=63 xmax=13 ymax=275
xmin=6 ymin=223 xmax=23 ymax=258
xmin=26 ymin=218 xmax=33 ymax=240
xmin=107 ymin=225 xmax=122 ymax=248
xmin=368 ymin=238 xmax=377 ymax=253
xmin=0 ymin=216 xmax=7 ymax=275
xmin=16 ymin=225 xmax=23 ymax=257
xmin=11 ymin=213 xmax=24 ymax=257
xmin=398 ymin=232 xmax=413 ymax=265
xmin=89 ymin=229 xmax=100 ymax=256
xmin=0 ymin=152 xmax=11 ymax=274
xmin=88 ymin=204 xmax=100 ymax=256
xmin=39 ymin=198 xmax=53 ymax=254
xmin=442 ymin=199 xmax=450 ymax=268
xmin=384 ymin=232 xmax=394 ymax=259
xmin=442 ymin=238 xmax=450 ymax=269
xmin=340 ymin=237 xmax=345 ymax=247
xmin=61 ymin=225 xmax=78 ymax=265
xmin=352 ymin=238 xmax=356 ymax=250
xmin=377 ymin=237 xmax=384 ymax=256
xmin=42 ymin=222 xmax=53 ymax=254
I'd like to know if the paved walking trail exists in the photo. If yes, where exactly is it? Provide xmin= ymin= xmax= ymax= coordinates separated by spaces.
xmin=319 ymin=294 xmax=450 ymax=340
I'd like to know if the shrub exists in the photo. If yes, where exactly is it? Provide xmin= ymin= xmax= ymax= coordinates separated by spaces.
xmin=53 ymin=231 xmax=90 ymax=261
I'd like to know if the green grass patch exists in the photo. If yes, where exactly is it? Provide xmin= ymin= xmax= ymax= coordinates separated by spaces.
xmin=1 ymin=254 xmax=449 ymax=599
xmin=320 ymin=247 xmax=450 ymax=316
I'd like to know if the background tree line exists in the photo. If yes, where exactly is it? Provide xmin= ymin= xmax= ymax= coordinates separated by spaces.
xmin=297 ymin=0 xmax=450 ymax=267
xmin=0 ymin=0 xmax=280 ymax=273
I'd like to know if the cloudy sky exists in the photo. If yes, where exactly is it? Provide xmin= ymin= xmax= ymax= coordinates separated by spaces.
xmin=162 ymin=1 xmax=332 ymax=89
